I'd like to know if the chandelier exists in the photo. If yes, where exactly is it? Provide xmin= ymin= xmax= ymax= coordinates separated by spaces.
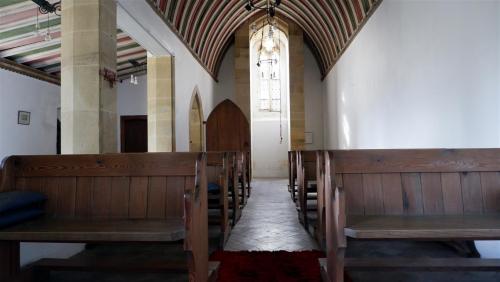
xmin=32 ymin=0 xmax=61 ymax=42
xmin=32 ymin=0 xmax=61 ymax=16
xmin=245 ymin=0 xmax=281 ymax=17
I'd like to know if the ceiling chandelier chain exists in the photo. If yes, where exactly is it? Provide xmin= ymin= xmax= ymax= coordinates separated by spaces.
xmin=32 ymin=0 xmax=61 ymax=16
xmin=32 ymin=1 xmax=61 ymax=42
xmin=245 ymin=0 xmax=281 ymax=18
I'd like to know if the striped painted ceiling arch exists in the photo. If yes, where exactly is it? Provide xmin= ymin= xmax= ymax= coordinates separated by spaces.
xmin=0 ymin=0 xmax=147 ymax=79
xmin=148 ymin=0 xmax=382 ymax=77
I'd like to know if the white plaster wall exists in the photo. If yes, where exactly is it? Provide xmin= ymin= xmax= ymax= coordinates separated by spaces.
xmin=304 ymin=45 xmax=324 ymax=150
xmin=323 ymin=0 xmax=500 ymax=150
xmin=322 ymin=0 xmax=500 ymax=256
xmin=214 ymin=46 xmax=236 ymax=107
xmin=116 ymin=74 xmax=148 ymax=149
xmin=0 ymin=69 xmax=59 ymax=160
xmin=0 ymin=69 xmax=85 ymax=266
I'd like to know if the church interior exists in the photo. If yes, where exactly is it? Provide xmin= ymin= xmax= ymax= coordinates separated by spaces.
xmin=0 ymin=0 xmax=500 ymax=281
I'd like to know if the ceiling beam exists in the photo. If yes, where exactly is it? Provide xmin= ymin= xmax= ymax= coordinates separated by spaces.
xmin=0 ymin=58 xmax=60 ymax=85
xmin=117 ymin=0 xmax=173 ymax=56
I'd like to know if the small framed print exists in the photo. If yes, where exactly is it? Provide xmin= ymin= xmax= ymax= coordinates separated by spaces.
xmin=305 ymin=132 xmax=313 ymax=144
xmin=18 ymin=111 xmax=30 ymax=125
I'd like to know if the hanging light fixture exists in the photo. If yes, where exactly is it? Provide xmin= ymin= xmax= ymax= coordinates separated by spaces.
xmin=32 ymin=1 xmax=61 ymax=42
xmin=44 ymin=13 xmax=52 ymax=42
xmin=32 ymin=0 xmax=61 ymax=16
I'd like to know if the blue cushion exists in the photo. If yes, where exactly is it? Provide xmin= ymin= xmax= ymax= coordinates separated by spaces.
xmin=0 ymin=208 xmax=44 ymax=228
xmin=0 ymin=191 xmax=47 ymax=214
xmin=208 ymin=182 xmax=221 ymax=193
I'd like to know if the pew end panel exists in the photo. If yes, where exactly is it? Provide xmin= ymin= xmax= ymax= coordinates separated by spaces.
xmin=206 ymin=152 xmax=231 ymax=248
xmin=0 ymin=153 xmax=214 ymax=282
xmin=297 ymin=151 xmax=320 ymax=234
xmin=322 ymin=149 xmax=500 ymax=282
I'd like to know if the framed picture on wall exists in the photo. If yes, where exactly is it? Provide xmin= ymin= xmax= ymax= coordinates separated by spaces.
xmin=305 ymin=132 xmax=313 ymax=144
xmin=18 ymin=111 xmax=30 ymax=125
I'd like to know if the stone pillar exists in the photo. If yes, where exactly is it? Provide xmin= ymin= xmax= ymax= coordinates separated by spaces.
xmin=288 ymin=22 xmax=305 ymax=150
xmin=147 ymin=55 xmax=174 ymax=152
xmin=61 ymin=0 xmax=117 ymax=154
xmin=234 ymin=23 xmax=251 ymax=121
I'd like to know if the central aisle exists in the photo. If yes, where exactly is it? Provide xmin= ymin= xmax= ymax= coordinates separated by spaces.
xmin=225 ymin=178 xmax=318 ymax=251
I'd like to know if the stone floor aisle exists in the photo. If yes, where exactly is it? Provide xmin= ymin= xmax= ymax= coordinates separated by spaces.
xmin=224 ymin=178 xmax=318 ymax=251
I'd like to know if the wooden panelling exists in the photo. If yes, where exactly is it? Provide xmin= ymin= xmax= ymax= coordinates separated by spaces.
xmin=342 ymin=174 xmax=364 ymax=215
xmin=327 ymin=150 xmax=500 ymax=217
xmin=56 ymin=177 xmax=77 ymax=217
xmin=441 ymin=173 xmax=463 ymax=215
xmin=401 ymin=173 xmax=424 ymax=215
xmin=333 ymin=149 xmax=500 ymax=173
xmin=91 ymin=177 xmax=112 ymax=218
xmin=166 ymin=177 xmax=185 ymax=218
xmin=110 ymin=177 xmax=130 ymax=218
xmin=147 ymin=177 xmax=167 ymax=219
xmin=128 ymin=177 xmax=149 ymax=219
xmin=420 ymin=173 xmax=444 ymax=215
xmin=481 ymin=172 xmax=500 ymax=214
xmin=461 ymin=172 xmax=483 ymax=215
xmin=381 ymin=173 xmax=403 ymax=215
xmin=75 ymin=177 xmax=93 ymax=217
xmin=8 ymin=153 xmax=198 ymax=177
xmin=362 ymin=174 xmax=384 ymax=215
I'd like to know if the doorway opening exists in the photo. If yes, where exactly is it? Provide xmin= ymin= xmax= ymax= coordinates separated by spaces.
xmin=120 ymin=115 xmax=148 ymax=153
xmin=189 ymin=90 xmax=204 ymax=152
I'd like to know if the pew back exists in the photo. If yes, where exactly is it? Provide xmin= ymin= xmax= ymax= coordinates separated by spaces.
xmin=0 ymin=153 xmax=203 ymax=220
xmin=326 ymin=149 xmax=500 ymax=217
xmin=0 ymin=152 xmax=209 ymax=281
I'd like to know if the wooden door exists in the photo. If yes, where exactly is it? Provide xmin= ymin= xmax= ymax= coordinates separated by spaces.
xmin=120 ymin=115 xmax=147 ymax=153
xmin=189 ymin=95 xmax=203 ymax=152
xmin=206 ymin=99 xmax=250 ymax=152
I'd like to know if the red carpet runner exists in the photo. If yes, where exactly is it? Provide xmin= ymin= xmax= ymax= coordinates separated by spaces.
xmin=210 ymin=250 xmax=325 ymax=282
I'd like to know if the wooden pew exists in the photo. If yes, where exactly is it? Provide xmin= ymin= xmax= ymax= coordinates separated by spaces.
xmin=320 ymin=149 xmax=500 ymax=282
xmin=206 ymin=152 xmax=232 ymax=247
xmin=228 ymin=153 xmax=242 ymax=226
xmin=296 ymin=151 xmax=319 ymax=231
xmin=0 ymin=153 xmax=218 ymax=282
xmin=236 ymin=152 xmax=248 ymax=207
xmin=288 ymin=151 xmax=298 ymax=202
xmin=245 ymin=151 xmax=252 ymax=198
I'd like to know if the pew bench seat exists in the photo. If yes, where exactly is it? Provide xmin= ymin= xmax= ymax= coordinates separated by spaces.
xmin=345 ymin=215 xmax=500 ymax=240
xmin=0 ymin=218 xmax=185 ymax=242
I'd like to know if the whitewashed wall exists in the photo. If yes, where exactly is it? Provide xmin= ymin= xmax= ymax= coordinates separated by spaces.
xmin=323 ymin=0 xmax=500 ymax=150
xmin=304 ymin=46 xmax=324 ymax=150
xmin=214 ymin=46 xmax=236 ymax=108
xmin=322 ymin=0 xmax=500 ymax=257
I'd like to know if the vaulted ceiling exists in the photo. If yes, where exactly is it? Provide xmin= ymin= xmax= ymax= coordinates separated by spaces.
xmin=147 ymin=0 xmax=382 ymax=77
xmin=0 ymin=0 xmax=147 ymax=81
xmin=0 ymin=0 xmax=382 ymax=82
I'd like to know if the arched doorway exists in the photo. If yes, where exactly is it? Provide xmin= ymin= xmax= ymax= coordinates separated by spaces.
xmin=189 ymin=89 xmax=204 ymax=152
xmin=206 ymin=99 xmax=250 ymax=152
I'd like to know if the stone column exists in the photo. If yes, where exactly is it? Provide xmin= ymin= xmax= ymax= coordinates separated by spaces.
xmin=61 ymin=0 xmax=117 ymax=154
xmin=234 ymin=23 xmax=251 ymax=121
xmin=288 ymin=22 xmax=305 ymax=150
xmin=147 ymin=55 xmax=174 ymax=152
